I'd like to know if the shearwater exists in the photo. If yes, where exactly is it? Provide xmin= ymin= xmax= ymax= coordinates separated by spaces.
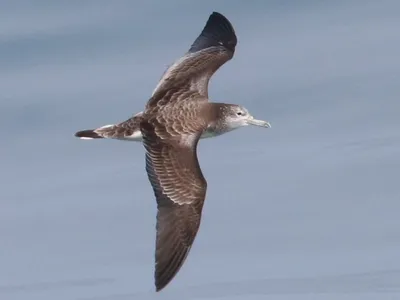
xmin=75 ymin=11 xmax=271 ymax=292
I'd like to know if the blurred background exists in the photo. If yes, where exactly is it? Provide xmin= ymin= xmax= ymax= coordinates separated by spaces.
xmin=1 ymin=0 xmax=400 ymax=299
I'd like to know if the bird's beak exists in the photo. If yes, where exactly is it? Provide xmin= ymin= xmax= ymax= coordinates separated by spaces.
xmin=247 ymin=116 xmax=271 ymax=128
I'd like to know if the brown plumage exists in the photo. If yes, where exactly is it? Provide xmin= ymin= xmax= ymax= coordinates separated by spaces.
xmin=149 ymin=13 xmax=236 ymax=103
xmin=74 ymin=112 xmax=143 ymax=140
xmin=75 ymin=11 xmax=271 ymax=292
xmin=141 ymin=98 xmax=209 ymax=292
xmin=73 ymin=12 xmax=236 ymax=143
xmin=140 ymin=12 xmax=238 ymax=292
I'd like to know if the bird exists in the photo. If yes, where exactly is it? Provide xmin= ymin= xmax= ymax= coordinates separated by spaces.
xmin=75 ymin=11 xmax=271 ymax=292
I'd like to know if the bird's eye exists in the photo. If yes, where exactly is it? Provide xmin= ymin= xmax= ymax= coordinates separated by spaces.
xmin=237 ymin=111 xmax=243 ymax=116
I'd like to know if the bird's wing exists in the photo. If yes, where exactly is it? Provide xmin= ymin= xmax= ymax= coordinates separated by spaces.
xmin=140 ymin=111 xmax=208 ymax=292
xmin=146 ymin=12 xmax=237 ymax=108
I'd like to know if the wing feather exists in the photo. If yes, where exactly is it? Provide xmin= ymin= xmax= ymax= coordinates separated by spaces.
xmin=139 ymin=11 xmax=237 ymax=291
xmin=140 ymin=113 xmax=208 ymax=292
xmin=148 ymin=12 xmax=237 ymax=107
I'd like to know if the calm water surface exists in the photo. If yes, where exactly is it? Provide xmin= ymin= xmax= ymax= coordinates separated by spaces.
xmin=1 ymin=1 xmax=400 ymax=299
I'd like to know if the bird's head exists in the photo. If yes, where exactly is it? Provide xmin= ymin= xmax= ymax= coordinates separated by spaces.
xmin=223 ymin=104 xmax=271 ymax=130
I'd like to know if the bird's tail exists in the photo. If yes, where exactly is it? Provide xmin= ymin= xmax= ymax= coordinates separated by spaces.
xmin=74 ymin=114 xmax=143 ymax=141
xmin=74 ymin=129 xmax=103 ymax=140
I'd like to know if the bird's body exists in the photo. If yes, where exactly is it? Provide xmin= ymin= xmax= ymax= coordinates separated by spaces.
xmin=75 ymin=12 xmax=271 ymax=292
xmin=75 ymin=110 xmax=226 ymax=142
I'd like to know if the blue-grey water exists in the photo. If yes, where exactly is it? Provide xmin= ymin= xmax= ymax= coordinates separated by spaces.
xmin=1 ymin=1 xmax=400 ymax=299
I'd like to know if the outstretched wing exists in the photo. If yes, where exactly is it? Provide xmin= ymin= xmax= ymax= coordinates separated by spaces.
xmin=147 ymin=12 xmax=237 ymax=108
xmin=153 ymin=194 xmax=204 ymax=292
xmin=140 ymin=115 xmax=208 ymax=292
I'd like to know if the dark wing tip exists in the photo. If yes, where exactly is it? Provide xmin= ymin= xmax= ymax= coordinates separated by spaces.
xmin=154 ymin=243 xmax=191 ymax=292
xmin=189 ymin=11 xmax=237 ymax=53
xmin=153 ymin=204 xmax=201 ymax=292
